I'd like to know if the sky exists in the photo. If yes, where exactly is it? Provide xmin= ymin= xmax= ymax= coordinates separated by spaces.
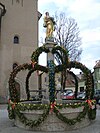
xmin=38 ymin=0 xmax=100 ymax=73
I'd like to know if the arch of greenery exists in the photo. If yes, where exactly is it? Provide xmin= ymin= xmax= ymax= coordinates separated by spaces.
xmin=8 ymin=45 xmax=96 ymax=127
xmin=9 ymin=45 xmax=94 ymax=102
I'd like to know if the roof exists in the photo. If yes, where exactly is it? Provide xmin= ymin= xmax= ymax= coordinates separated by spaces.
xmin=94 ymin=60 xmax=100 ymax=69
xmin=65 ymin=79 xmax=75 ymax=87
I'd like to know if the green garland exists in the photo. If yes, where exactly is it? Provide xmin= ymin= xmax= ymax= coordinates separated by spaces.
xmin=88 ymin=108 xmax=96 ymax=120
xmin=8 ymin=101 xmax=96 ymax=127
xmin=52 ymin=45 xmax=69 ymax=66
xmin=8 ymin=102 xmax=15 ymax=119
xmin=55 ymin=61 xmax=94 ymax=99
xmin=9 ymin=63 xmax=48 ymax=102
xmin=55 ymin=102 xmax=86 ymax=109
xmin=25 ymin=64 xmax=48 ymax=100
xmin=9 ymin=45 xmax=94 ymax=104
xmin=68 ymin=61 xmax=94 ymax=99
xmin=15 ymin=104 xmax=50 ymax=127
xmin=9 ymin=63 xmax=31 ymax=102
xmin=8 ymin=43 xmax=96 ymax=128
xmin=8 ymin=101 xmax=85 ymax=121
xmin=31 ymin=46 xmax=49 ymax=62
xmin=54 ymin=103 xmax=88 ymax=125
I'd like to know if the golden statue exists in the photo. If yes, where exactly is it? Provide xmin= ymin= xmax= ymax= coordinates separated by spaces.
xmin=43 ymin=12 xmax=56 ymax=38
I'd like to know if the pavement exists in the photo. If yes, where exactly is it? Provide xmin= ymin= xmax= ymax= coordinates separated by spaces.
xmin=0 ymin=104 xmax=100 ymax=133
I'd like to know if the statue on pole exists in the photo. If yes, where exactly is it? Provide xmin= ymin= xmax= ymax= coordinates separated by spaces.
xmin=43 ymin=12 xmax=56 ymax=39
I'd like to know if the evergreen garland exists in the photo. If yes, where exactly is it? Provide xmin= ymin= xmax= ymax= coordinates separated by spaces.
xmin=8 ymin=43 xmax=96 ymax=128
xmin=8 ymin=101 xmax=96 ymax=127
xmin=54 ymin=103 xmax=88 ymax=125
xmin=31 ymin=46 xmax=49 ymax=62
xmin=9 ymin=63 xmax=31 ymax=102
xmin=15 ymin=104 xmax=50 ymax=127
xmin=52 ymin=45 xmax=69 ymax=66
xmin=25 ymin=64 xmax=48 ymax=100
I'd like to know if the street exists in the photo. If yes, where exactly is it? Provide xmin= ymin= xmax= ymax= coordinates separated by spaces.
xmin=0 ymin=104 xmax=100 ymax=133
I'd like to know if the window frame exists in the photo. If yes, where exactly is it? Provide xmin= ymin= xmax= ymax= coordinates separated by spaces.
xmin=13 ymin=35 xmax=19 ymax=44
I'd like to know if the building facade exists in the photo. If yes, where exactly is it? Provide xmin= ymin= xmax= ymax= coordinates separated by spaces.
xmin=0 ymin=0 xmax=39 ymax=103
xmin=94 ymin=60 xmax=100 ymax=90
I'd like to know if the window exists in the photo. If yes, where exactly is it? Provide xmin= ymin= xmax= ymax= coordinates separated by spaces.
xmin=14 ymin=36 xmax=19 ymax=44
xmin=80 ymin=87 xmax=84 ymax=92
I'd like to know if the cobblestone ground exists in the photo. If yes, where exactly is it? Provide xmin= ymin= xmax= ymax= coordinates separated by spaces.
xmin=0 ymin=104 xmax=100 ymax=133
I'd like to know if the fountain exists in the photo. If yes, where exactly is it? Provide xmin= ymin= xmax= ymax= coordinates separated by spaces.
xmin=8 ymin=12 xmax=96 ymax=132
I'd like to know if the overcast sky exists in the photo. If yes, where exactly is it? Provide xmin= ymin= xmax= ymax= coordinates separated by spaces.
xmin=38 ymin=0 xmax=100 ymax=73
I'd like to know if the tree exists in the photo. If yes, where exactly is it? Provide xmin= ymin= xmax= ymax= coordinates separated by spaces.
xmin=54 ymin=12 xmax=82 ymax=63
xmin=54 ymin=12 xmax=82 ymax=90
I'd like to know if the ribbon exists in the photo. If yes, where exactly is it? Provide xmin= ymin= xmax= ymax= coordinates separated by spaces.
xmin=50 ymin=102 xmax=56 ymax=113
xmin=8 ymin=99 xmax=16 ymax=109
xmin=86 ymin=99 xmax=93 ymax=109
xmin=50 ymin=102 xmax=59 ymax=113
xmin=31 ymin=61 xmax=37 ymax=68
xmin=12 ymin=103 xmax=16 ymax=109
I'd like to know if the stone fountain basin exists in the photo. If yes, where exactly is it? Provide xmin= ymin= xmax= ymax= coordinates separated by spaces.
xmin=15 ymin=100 xmax=91 ymax=132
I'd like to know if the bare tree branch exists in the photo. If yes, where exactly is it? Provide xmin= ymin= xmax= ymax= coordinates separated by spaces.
xmin=54 ymin=12 xmax=82 ymax=90
xmin=54 ymin=12 xmax=82 ymax=63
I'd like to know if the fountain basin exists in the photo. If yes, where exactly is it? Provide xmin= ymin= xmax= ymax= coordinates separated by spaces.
xmin=15 ymin=100 xmax=91 ymax=132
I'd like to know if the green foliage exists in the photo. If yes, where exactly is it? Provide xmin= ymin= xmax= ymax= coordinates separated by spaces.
xmin=31 ymin=46 xmax=49 ymax=62
xmin=14 ymin=104 xmax=50 ymax=127
xmin=54 ymin=104 xmax=88 ymax=125
xmin=88 ymin=107 xmax=96 ymax=120
xmin=52 ymin=45 xmax=69 ymax=65
xmin=25 ymin=64 xmax=48 ymax=100
xmin=8 ymin=43 xmax=96 ymax=128
xmin=9 ymin=63 xmax=31 ymax=102
xmin=7 ymin=102 xmax=15 ymax=119
xmin=8 ymin=101 xmax=96 ymax=127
